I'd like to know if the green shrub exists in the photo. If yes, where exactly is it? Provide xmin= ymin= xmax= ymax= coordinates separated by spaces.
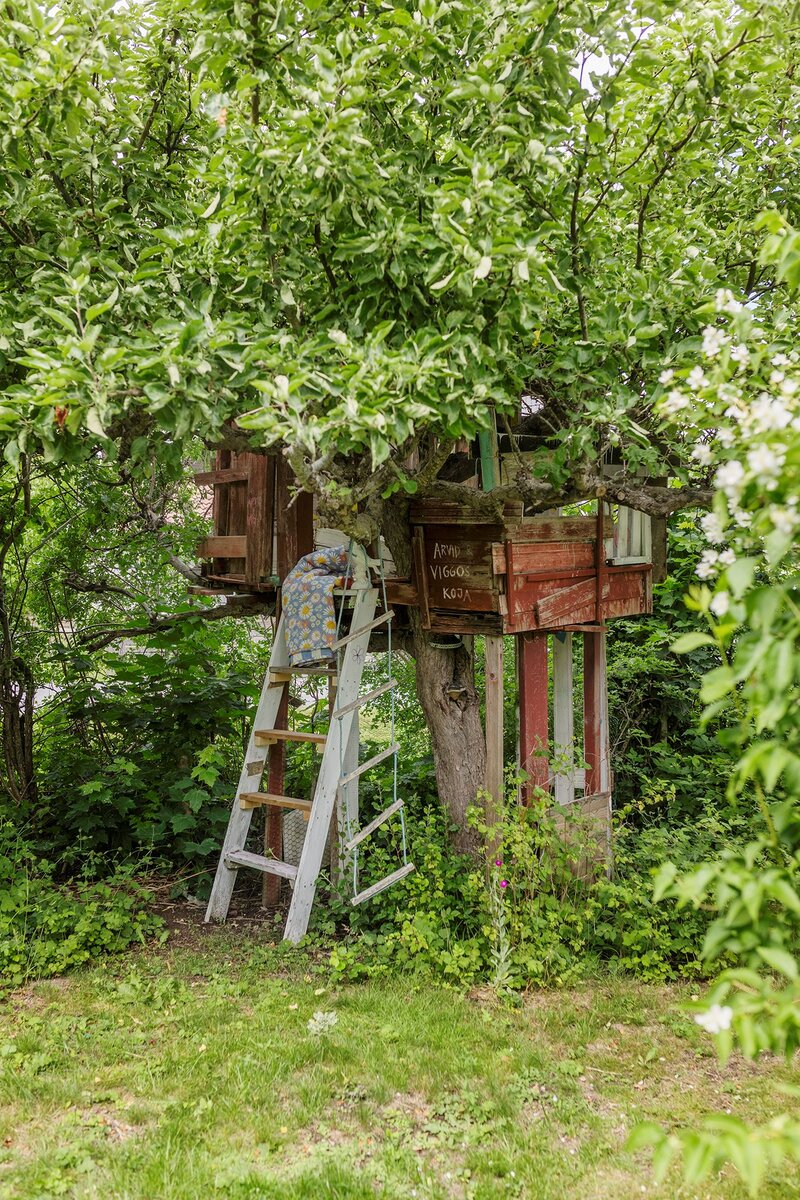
xmin=0 ymin=822 xmax=164 ymax=989
xmin=328 ymin=778 xmax=751 ymax=989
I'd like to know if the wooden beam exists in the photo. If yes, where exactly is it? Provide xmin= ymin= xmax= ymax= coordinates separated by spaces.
xmin=518 ymin=632 xmax=549 ymax=804
xmin=583 ymin=631 xmax=610 ymax=797
xmin=262 ymin=684 xmax=288 ymax=908
xmin=552 ymin=633 xmax=574 ymax=807
xmin=245 ymin=454 xmax=275 ymax=586
xmin=193 ymin=469 xmax=249 ymax=486
xmin=197 ymin=535 xmax=247 ymax=559
xmin=484 ymin=634 xmax=504 ymax=844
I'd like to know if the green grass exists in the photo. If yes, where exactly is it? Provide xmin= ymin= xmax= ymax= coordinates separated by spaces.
xmin=1 ymin=929 xmax=798 ymax=1199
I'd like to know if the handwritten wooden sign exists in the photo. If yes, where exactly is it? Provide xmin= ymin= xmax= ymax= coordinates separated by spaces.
xmin=422 ymin=526 xmax=497 ymax=611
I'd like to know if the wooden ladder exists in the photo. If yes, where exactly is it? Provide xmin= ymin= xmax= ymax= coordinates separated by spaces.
xmin=204 ymin=570 xmax=414 ymax=943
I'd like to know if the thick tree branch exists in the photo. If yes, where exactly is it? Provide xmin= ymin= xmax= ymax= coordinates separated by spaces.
xmin=424 ymin=474 xmax=713 ymax=519
xmin=77 ymin=595 xmax=274 ymax=652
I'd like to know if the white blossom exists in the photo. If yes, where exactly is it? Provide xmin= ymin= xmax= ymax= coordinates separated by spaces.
xmin=661 ymin=389 xmax=689 ymax=415
xmin=747 ymin=444 xmax=785 ymax=480
xmin=702 ymin=326 xmax=729 ymax=359
xmin=688 ymin=366 xmax=708 ymax=390
xmin=770 ymin=507 xmax=799 ymax=537
xmin=714 ymin=288 xmax=743 ymax=315
xmin=750 ymin=393 xmax=792 ymax=433
xmin=715 ymin=460 xmax=745 ymax=497
xmin=696 ymin=549 xmax=720 ymax=580
xmin=780 ymin=377 xmax=799 ymax=397
xmin=700 ymin=512 xmax=726 ymax=544
xmin=695 ymin=1004 xmax=733 ymax=1035
xmin=659 ymin=368 xmax=675 ymax=384
xmin=770 ymin=370 xmax=785 ymax=386
xmin=732 ymin=507 xmax=753 ymax=528
xmin=710 ymin=592 xmax=730 ymax=617
xmin=772 ymin=353 xmax=790 ymax=367
xmin=692 ymin=442 xmax=714 ymax=467
xmin=718 ymin=427 xmax=735 ymax=448
xmin=730 ymin=344 xmax=749 ymax=365
xmin=724 ymin=403 xmax=748 ymax=425
xmin=718 ymin=549 xmax=736 ymax=566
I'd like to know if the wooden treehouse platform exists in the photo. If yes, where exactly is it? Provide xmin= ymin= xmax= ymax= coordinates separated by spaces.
xmin=192 ymin=445 xmax=658 ymax=879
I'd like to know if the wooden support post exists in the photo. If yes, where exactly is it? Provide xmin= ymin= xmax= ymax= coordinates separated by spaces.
xmin=517 ymin=633 xmax=549 ymax=804
xmin=262 ymin=678 xmax=288 ymax=909
xmin=484 ymin=635 xmax=504 ymax=844
xmin=552 ymin=632 xmax=575 ymax=807
xmin=583 ymin=630 xmax=610 ymax=796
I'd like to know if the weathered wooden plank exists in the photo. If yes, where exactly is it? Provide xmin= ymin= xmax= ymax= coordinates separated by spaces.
xmin=254 ymin=728 xmax=327 ymax=749
xmin=409 ymin=499 xmax=523 ymax=526
xmin=194 ymin=469 xmax=249 ymax=486
xmin=549 ymin=791 xmax=611 ymax=881
xmin=552 ymin=632 xmax=575 ymax=807
xmin=536 ymin=577 xmax=597 ymax=626
xmin=384 ymin=578 xmax=418 ymax=606
xmin=263 ymin=680 xmax=288 ymax=907
xmin=332 ymin=609 xmax=394 ymax=650
xmin=515 ymin=516 xmax=613 ymax=544
xmin=197 ymin=535 xmax=247 ymax=559
xmin=351 ymin=862 xmax=416 ymax=906
xmin=246 ymin=454 xmax=275 ymax=586
xmin=225 ymin=454 xmax=249 ymax=574
xmin=224 ymin=849 xmax=298 ymax=879
xmin=426 ymin=611 xmax=503 ymax=635
xmin=493 ymin=541 xmax=597 ymax=575
xmin=583 ymin=632 xmax=610 ymax=797
xmin=339 ymin=742 xmax=399 ymax=787
xmin=412 ymin=528 xmax=431 ymax=629
xmin=240 ymin=792 xmax=312 ymax=815
xmin=332 ymin=679 xmax=397 ymax=720
xmin=420 ymin=525 xmax=500 ymax=612
xmin=344 ymin=798 xmax=404 ymax=853
xmin=518 ymin=633 xmax=549 ymax=802
xmin=484 ymin=635 xmax=504 ymax=838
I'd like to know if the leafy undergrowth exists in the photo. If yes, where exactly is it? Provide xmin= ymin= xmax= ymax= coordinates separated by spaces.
xmin=1 ymin=930 xmax=797 ymax=1199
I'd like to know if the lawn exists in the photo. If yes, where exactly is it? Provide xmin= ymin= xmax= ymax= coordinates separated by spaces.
xmin=1 ymin=923 xmax=797 ymax=1200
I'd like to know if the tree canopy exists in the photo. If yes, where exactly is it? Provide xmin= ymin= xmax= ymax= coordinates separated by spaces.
xmin=1 ymin=0 xmax=798 ymax=528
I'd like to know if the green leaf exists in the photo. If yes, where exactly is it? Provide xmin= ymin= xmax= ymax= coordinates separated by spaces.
xmin=85 ymin=287 xmax=119 ymax=325
xmin=756 ymin=946 xmax=798 ymax=980
xmin=671 ymin=632 xmax=715 ymax=654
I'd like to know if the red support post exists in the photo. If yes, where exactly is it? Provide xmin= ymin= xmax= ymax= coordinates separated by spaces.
xmin=517 ymin=632 xmax=549 ymax=804
xmin=582 ymin=631 xmax=610 ymax=797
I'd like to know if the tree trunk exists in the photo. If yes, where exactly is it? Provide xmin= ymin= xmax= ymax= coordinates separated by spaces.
xmin=381 ymin=499 xmax=484 ymax=856
xmin=408 ymin=611 xmax=484 ymax=855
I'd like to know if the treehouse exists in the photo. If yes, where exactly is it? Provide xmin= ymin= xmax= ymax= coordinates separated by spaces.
xmin=193 ymin=437 xmax=658 ymax=887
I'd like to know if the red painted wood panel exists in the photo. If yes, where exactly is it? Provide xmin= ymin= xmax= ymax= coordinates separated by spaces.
xmin=518 ymin=633 xmax=550 ymax=804
xmin=493 ymin=541 xmax=596 ymax=575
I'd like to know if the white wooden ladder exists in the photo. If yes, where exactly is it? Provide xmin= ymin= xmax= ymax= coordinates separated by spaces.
xmin=204 ymin=568 xmax=414 ymax=944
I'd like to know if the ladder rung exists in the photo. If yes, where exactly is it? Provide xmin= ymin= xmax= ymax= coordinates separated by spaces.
xmin=331 ymin=610 xmax=395 ymax=651
xmin=224 ymin=850 xmax=298 ymax=879
xmin=269 ymin=666 xmax=337 ymax=683
xmin=332 ymin=679 xmax=397 ymax=720
xmin=351 ymin=862 xmax=415 ymax=906
xmin=344 ymin=799 xmax=404 ymax=853
xmin=339 ymin=743 xmax=399 ymax=788
xmin=255 ymin=729 xmax=327 ymax=752
xmin=239 ymin=792 xmax=312 ymax=820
